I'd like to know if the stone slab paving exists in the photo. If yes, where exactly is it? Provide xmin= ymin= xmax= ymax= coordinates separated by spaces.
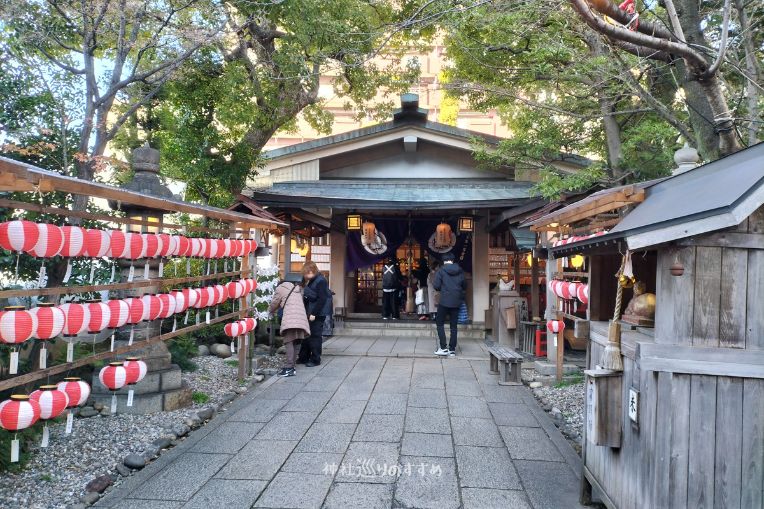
xmin=97 ymin=346 xmax=586 ymax=509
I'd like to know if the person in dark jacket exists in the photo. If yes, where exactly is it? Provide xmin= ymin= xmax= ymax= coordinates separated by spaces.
xmin=299 ymin=261 xmax=328 ymax=366
xmin=381 ymin=258 xmax=401 ymax=320
xmin=432 ymin=252 xmax=466 ymax=357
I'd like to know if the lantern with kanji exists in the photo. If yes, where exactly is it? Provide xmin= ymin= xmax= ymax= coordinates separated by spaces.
xmin=99 ymin=362 xmax=127 ymax=414
xmin=30 ymin=385 xmax=69 ymax=447
xmin=435 ymin=222 xmax=452 ymax=249
xmin=31 ymin=303 xmax=64 ymax=368
xmin=0 ymin=306 xmax=38 ymax=374
xmin=123 ymin=357 xmax=148 ymax=407
xmin=57 ymin=377 xmax=90 ymax=434
xmin=362 ymin=221 xmax=376 ymax=245
xmin=106 ymin=299 xmax=130 ymax=351
xmin=0 ymin=395 xmax=40 ymax=462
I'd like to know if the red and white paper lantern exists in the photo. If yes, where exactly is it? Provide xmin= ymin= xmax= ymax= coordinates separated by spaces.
xmin=30 ymin=386 xmax=69 ymax=447
xmin=59 ymin=302 xmax=90 ymax=362
xmin=224 ymin=321 xmax=242 ymax=337
xmin=29 ymin=223 xmax=64 ymax=258
xmin=546 ymin=320 xmax=566 ymax=334
xmin=60 ymin=226 xmax=86 ymax=258
xmin=85 ymin=300 xmax=111 ymax=334
xmin=0 ymin=395 xmax=40 ymax=462
xmin=107 ymin=230 xmax=126 ymax=258
xmin=106 ymin=299 xmax=130 ymax=351
xmin=31 ymin=303 xmax=65 ymax=368
xmin=122 ymin=297 xmax=144 ymax=345
xmin=189 ymin=238 xmax=203 ymax=258
xmin=123 ymin=357 xmax=148 ymax=407
xmin=157 ymin=293 xmax=176 ymax=324
xmin=576 ymin=283 xmax=590 ymax=305
xmin=57 ymin=377 xmax=91 ymax=433
xmin=99 ymin=362 xmax=127 ymax=413
xmin=0 ymin=220 xmax=39 ymax=254
xmin=0 ymin=306 xmax=37 ymax=374
xmin=84 ymin=228 xmax=110 ymax=258
xmin=141 ymin=294 xmax=163 ymax=322
xmin=175 ymin=236 xmax=191 ymax=257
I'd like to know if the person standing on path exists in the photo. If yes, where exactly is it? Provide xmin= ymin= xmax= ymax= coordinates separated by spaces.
xmin=381 ymin=258 xmax=401 ymax=320
xmin=300 ymin=261 xmax=328 ymax=366
xmin=433 ymin=252 xmax=466 ymax=357
xmin=268 ymin=281 xmax=310 ymax=377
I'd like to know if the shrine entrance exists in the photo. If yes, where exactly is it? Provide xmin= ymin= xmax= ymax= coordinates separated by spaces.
xmin=355 ymin=240 xmax=425 ymax=314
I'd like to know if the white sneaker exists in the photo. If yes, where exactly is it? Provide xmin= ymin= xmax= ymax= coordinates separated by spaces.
xmin=448 ymin=350 xmax=456 ymax=357
xmin=434 ymin=348 xmax=449 ymax=356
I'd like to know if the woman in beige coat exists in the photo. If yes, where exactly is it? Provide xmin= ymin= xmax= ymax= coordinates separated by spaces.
xmin=269 ymin=281 xmax=310 ymax=377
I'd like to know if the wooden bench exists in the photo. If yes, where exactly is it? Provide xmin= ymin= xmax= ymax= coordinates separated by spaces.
xmin=487 ymin=345 xmax=524 ymax=386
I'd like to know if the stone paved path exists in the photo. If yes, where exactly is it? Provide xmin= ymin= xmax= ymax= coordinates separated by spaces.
xmin=96 ymin=353 xmax=585 ymax=509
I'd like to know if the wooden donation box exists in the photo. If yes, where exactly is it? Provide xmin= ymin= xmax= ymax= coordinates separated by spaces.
xmin=585 ymin=368 xmax=622 ymax=448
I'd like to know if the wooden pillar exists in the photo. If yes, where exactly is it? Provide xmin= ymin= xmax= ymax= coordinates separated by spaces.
xmin=530 ymin=255 xmax=540 ymax=320
xmin=238 ymin=224 xmax=250 ymax=381
xmin=556 ymin=309 xmax=564 ymax=382
xmin=513 ymin=253 xmax=520 ymax=286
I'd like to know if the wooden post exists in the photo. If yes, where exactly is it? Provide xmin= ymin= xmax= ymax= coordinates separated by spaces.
xmin=238 ymin=225 xmax=249 ymax=381
xmin=556 ymin=309 xmax=564 ymax=382
xmin=513 ymin=253 xmax=521 ymax=287
xmin=530 ymin=255 xmax=540 ymax=319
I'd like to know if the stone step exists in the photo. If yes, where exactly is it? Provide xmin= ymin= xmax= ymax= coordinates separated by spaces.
xmin=89 ymin=383 xmax=193 ymax=414
xmin=335 ymin=327 xmax=485 ymax=339
xmin=90 ymin=366 xmax=184 ymax=396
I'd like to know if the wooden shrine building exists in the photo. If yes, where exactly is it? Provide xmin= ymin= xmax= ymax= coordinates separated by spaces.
xmin=530 ymin=142 xmax=764 ymax=509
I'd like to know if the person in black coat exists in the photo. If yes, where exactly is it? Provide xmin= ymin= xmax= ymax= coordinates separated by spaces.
xmin=433 ymin=252 xmax=466 ymax=357
xmin=299 ymin=261 xmax=328 ymax=366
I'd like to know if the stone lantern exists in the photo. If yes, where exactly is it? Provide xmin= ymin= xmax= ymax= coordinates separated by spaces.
xmin=92 ymin=143 xmax=192 ymax=414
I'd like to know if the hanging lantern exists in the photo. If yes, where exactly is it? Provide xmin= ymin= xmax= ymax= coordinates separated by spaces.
xmin=29 ymin=223 xmax=64 ymax=258
xmin=60 ymin=226 xmax=86 ymax=258
xmin=59 ymin=302 xmax=89 ymax=362
xmin=84 ymin=228 xmax=110 ymax=258
xmin=188 ymin=238 xmax=202 ymax=258
xmin=362 ymin=222 xmax=376 ymax=245
xmin=29 ymin=385 xmax=69 ymax=447
xmin=206 ymin=238 xmax=219 ymax=259
xmin=568 ymin=281 xmax=581 ymax=301
xmin=226 ymin=280 xmax=244 ymax=300
xmin=219 ymin=239 xmax=231 ymax=259
xmin=140 ymin=294 xmax=163 ymax=322
xmin=106 ymin=299 xmax=130 ymax=351
xmin=99 ymin=362 xmax=127 ymax=414
xmin=175 ymin=235 xmax=191 ymax=257
xmin=107 ymin=230 xmax=126 ymax=257
xmin=570 ymin=254 xmax=585 ymax=269
xmin=199 ymin=287 xmax=215 ymax=324
xmin=546 ymin=320 xmax=566 ymax=334
xmin=31 ymin=303 xmax=65 ymax=368
xmin=85 ymin=300 xmax=111 ymax=335
xmin=169 ymin=289 xmax=186 ymax=331
xmin=56 ymin=377 xmax=90 ymax=434
xmin=224 ymin=321 xmax=242 ymax=337
xmin=0 ymin=306 xmax=37 ymax=374
xmin=0 ymin=395 xmax=40 ymax=462
xmin=123 ymin=357 xmax=147 ymax=407
xmin=157 ymin=293 xmax=176 ymax=322
xmin=576 ymin=283 xmax=590 ymax=305
xmin=122 ymin=297 xmax=145 ymax=345
xmin=0 ymin=220 xmax=39 ymax=254
xmin=347 ymin=214 xmax=362 ymax=231
xmin=298 ymin=242 xmax=310 ymax=258
xmin=435 ymin=222 xmax=452 ymax=249
xmin=559 ymin=281 xmax=572 ymax=300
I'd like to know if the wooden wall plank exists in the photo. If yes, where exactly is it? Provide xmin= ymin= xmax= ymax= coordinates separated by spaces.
xmin=688 ymin=375 xmax=718 ymax=508
xmin=693 ymin=247 xmax=722 ymax=347
xmin=714 ymin=377 xmax=743 ymax=509
xmin=669 ymin=374 xmax=691 ymax=509
xmin=636 ymin=370 xmax=657 ymax=509
xmin=655 ymin=247 xmax=696 ymax=345
xmin=746 ymin=249 xmax=764 ymax=350
xmin=748 ymin=205 xmax=764 ymax=234
xmin=719 ymin=248 xmax=748 ymax=347
xmin=653 ymin=372 xmax=673 ymax=508
xmin=742 ymin=379 xmax=764 ymax=509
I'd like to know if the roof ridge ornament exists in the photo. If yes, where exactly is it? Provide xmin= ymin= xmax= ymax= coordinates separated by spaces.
xmin=672 ymin=142 xmax=700 ymax=175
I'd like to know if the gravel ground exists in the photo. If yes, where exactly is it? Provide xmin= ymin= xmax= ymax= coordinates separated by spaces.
xmin=0 ymin=353 xmax=271 ymax=509
xmin=522 ymin=368 xmax=585 ymax=454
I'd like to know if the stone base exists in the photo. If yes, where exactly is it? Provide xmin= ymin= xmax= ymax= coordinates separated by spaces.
xmin=89 ymin=382 xmax=193 ymax=414
xmin=533 ymin=360 xmax=579 ymax=376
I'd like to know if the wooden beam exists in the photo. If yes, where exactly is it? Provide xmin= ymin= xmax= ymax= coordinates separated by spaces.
xmin=0 ymin=157 xmax=282 ymax=227
xmin=638 ymin=343 xmax=764 ymax=378
xmin=677 ymin=232 xmax=764 ymax=250
xmin=0 ymin=306 xmax=254 ymax=392
xmin=0 ymin=269 xmax=254 ymax=299
xmin=530 ymin=189 xmax=645 ymax=231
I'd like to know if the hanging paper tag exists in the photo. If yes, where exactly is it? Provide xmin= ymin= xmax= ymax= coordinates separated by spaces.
xmin=65 ymin=411 xmax=73 ymax=434
xmin=66 ymin=342 xmax=74 ymax=362
xmin=172 ymin=317 xmax=177 ymax=332
xmin=195 ymin=312 xmax=200 ymax=325
xmin=110 ymin=263 xmax=116 ymax=283
xmin=158 ymin=260 xmax=164 ymax=278
xmin=41 ymin=425 xmax=50 ymax=448
xmin=230 ymin=340 xmax=235 ymax=353
xmin=37 ymin=263 xmax=46 ymax=288
xmin=111 ymin=394 xmax=117 ymax=414
xmin=62 ymin=260 xmax=73 ymax=283
xmin=40 ymin=346 xmax=47 ymax=369
xmin=215 ymin=307 xmax=219 ymax=319
xmin=129 ymin=327 xmax=134 ymax=345
xmin=143 ymin=261 xmax=150 ymax=280
xmin=127 ymin=389 xmax=134 ymax=407
xmin=173 ymin=261 xmax=177 ymax=277
xmin=11 ymin=438 xmax=19 ymax=463
xmin=89 ymin=262 xmax=96 ymax=284
xmin=184 ymin=310 xmax=189 ymax=325
xmin=110 ymin=332 xmax=115 ymax=352
xmin=205 ymin=310 xmax=210 ymax=324
xmin=224 ymin=260 xmax=229 ymax=273
xmin=186 ymin=259 xmax=191 ymax=275
xmin=213 ymin=260 xmax=218 ymax=274
xmin=9 ymin=351 xmax=18 ymax=374
xmin=206 ymin=261 xmax=210 ymax=276
xmin=128 ymin=264 xmax=135 ymax=282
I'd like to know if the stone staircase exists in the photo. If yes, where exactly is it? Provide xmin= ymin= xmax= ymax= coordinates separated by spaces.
xmin=335 ymin=317 xmax=486 ymax=340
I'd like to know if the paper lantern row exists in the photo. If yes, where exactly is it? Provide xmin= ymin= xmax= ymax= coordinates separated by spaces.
xmin=0 ymin=220 xmax=258 ymax=260
xmin=99 ymin=358 xmax=148 ymax=411
xmin=223 ymin=317 xmax=257 ymax=338
xmin=551 ymin=230 xmax=607 ymax=247
xmin=0 ymin=377 xmax=92 ymax=460
xmin=549 ymin=280 xmax=589 ymax=305
xmin=0 ymin=278 xmax=258 ymax=345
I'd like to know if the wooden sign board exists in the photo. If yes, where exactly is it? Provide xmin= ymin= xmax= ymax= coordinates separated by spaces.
xmin=585 ymin=368 xmax=623 ymax=448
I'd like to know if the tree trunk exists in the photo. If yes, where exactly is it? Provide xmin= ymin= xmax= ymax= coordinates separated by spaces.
xmin=599 ymin=96 xmax=623 ymax=176
xmin=734 ymin=0 xmax=761 ymax=145
xmin=674 ymin=0 xmax=742 ymax=157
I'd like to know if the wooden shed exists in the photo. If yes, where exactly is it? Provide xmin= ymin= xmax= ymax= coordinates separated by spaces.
xmin=530 ymin=143 xmax=764 ymax=509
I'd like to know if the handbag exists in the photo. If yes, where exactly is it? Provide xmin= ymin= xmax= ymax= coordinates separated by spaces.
xmin=415 ymin=288 xmax=425 ymax=305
